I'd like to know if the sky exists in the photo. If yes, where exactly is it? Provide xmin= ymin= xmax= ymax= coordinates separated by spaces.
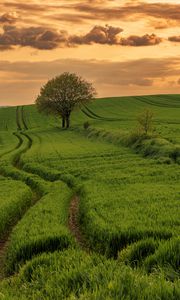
xmin=0 ymin=0 xmax=180 ymax=105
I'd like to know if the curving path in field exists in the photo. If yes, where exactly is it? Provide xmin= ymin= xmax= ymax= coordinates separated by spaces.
xmin=19 ymin=107 xmax=88 ymax=252
xmin=0 ymin=106 xmax=88 ymax=278
xmin=68 ymin=195 xmax=89 ymax=251
xmin=0 ymin=108 xmax=42 ymax=278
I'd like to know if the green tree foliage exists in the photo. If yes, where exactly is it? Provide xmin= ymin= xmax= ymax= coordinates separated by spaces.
xmin=35 ymin=72 xmax=96 ymax=128
xmin=138 ymin=108 xmax=154 ymax=135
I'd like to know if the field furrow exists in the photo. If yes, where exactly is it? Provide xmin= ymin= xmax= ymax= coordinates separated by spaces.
xmin=0 ymin=95 xmax=179 ymax=299
xmin=0 ymin=107 xmax=77 ymax=277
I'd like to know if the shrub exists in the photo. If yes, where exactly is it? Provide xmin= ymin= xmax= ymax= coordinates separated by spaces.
xmin=138 ymin=108 xmax=155 ymax=135
xmin=83 ymin=121 xmax=90 ymax=130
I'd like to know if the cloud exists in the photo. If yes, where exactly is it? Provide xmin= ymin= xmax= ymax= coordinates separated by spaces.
xmin=0 ymin=25 xmax=69 ymax=50
xmin=168 ymin=36 xmax=180 ymax=43
xmin=71 ymin=2 xmax=180 ymax=22
xmin=2 ymin=3 xmax=49 ymax=12
xmin=0 ymin=0 xmax=179 ymax=38
xmin=51 ymin=1 xmax=179 ymax=29
xmin=71 ymin=28 xmax=162 ymax=47
xmin=0 ymin=12 xmax=18 ymax=24
xmin=51 ymin=13 xmax=96 ymax=24
xmin=70 ymin=25 xmax=123 ymax=45
xmin=149 ymin=19 xmax=178 ymax=30
xmin=0 ymin=57 xmax=180 ymax=105
xmin=2 ymin=1 xmax=180 ymax=28
xmin=133 ymin=2 xmax=180 ymax=22
xmin=0 ymin=24 xmax=163 ymax=50
xmin=120 ymin=34 xmax=162 ymax=46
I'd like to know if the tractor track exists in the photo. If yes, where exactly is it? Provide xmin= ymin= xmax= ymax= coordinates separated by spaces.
xmin=18 ymin=108 xmax=89 ymax=252
xmin=21 ymin=106 xmax=28 ymax=130
xmin=0 ymin=105 xmax=88 ymax=279
xmin=81 ymin=105 xmax=121 ymax=121
xmin=0 ymin=133 xmax=23 ymax=160
xmin=68 ymin=195 xmax=89 ymax=251
xmin=0 ymin=107 xmax=41 ymax=279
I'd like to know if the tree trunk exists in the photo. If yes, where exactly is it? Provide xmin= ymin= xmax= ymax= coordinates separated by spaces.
xmin=62 ymin=117 xmax=65 ymax=128
xmin=66 ymin=116 xmax=70 ymax=128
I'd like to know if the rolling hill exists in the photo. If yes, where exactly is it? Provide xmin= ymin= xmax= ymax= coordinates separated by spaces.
xmin=0 ymin=95 xmax=179 ymax=299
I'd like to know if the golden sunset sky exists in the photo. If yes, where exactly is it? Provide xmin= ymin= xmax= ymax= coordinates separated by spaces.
xmin=0 ymin=0 xmax=180 ymax=105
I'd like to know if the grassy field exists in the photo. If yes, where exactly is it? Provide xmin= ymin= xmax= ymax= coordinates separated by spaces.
xmin=0 ymin=95 xmax=179 ymax=299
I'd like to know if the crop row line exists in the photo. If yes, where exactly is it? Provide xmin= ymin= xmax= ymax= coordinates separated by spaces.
xmin=81 ymin=105 xmax=122 ymax=121
xmin=0 ymin=106 xmax=89 ymax=277
xmin=0 ymin=108 xmax=42 ymax=277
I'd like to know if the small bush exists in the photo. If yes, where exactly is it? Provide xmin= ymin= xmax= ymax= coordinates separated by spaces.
xmin=125 ymin=129 xmax=147 ymax=146
xmin=170 ymin=146 xmax=180 ymax=162
xmin=157 ymin=157 xmax=172 ymax=165
xmin=138 ymin=109 xmax=154 ymax=135
xmin=83 ymin=121 xmax=90 ymax=130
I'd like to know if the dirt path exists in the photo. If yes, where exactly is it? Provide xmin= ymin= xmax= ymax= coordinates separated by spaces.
xmin=68 ymin=195 xmax=89 ymax=251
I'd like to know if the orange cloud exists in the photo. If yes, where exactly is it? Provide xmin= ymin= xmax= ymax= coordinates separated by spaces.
xmin=0 ymin=24 xmax=163 ymax=50
xmin=168 ymin=36 xmax=180 ymax=43
xmin=0 ymin=25 xmax=68 ymax=50
xmin=1 ymin=56 xmax=180 ymax=105
xmin=64 ymin=1 xmax=180 ymax=23
xmin=70 ymin=25 xmax=123 ymax=45
xmin=120 ymin=34 xmax=162 ymax=46
xmin=2 ymin=1 xmax=180 ymax=26
xmin=0 ymin=12 xmax=17 ymax=24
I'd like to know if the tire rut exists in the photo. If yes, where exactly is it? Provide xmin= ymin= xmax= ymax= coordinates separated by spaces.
xmin=68 ymin=195 xmax=89 ymax=252
xmin=0 ymin=107 xmax=41 ymax=279
xmin=21 ymin=106 xmax=28 ymax=130
xmin=0 ymin=106 xmax=89 ymax=279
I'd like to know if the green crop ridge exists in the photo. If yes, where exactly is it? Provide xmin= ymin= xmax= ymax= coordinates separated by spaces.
xmin=5 ymin=181 xmax=75 ymax=275
xmin=0 ymin=95 xmax=180 ymax=298
xmin=135 ymin=96 xmax=180 ymax=108
xmin=1 ymin=249 xmax=180 ymax=300
xmin=0 ymin=105 xmax=88 ymax=276
xmin=0 ymin=179 xmax=33 ymax=280
xmin=84 ymin=126 xmax=180 ymax=164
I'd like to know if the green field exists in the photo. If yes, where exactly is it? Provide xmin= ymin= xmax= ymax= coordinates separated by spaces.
xmin=0 ymin=95 xmax=180 ymax=299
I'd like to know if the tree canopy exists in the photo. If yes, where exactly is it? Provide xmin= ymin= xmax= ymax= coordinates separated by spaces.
xmin=36 ymin=72 xmax=96 ymax=128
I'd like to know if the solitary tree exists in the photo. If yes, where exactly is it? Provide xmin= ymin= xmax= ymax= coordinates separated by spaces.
xmin=138 ymin=108 xmax=154 ymax=135
xmin=36 ymin=72 xmax=96 ymax=128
